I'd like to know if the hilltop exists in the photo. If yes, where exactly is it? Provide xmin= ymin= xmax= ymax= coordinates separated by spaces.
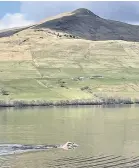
xmin=0 ymin=8 xmax=139 ymax=106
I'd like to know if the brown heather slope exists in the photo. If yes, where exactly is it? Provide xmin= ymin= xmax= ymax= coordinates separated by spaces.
xmin=0 ymin=8 xmax=139 ymax=105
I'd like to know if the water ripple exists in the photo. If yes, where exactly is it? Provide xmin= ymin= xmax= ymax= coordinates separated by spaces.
xmin=46 ymin=155 xmax=139 ymax=168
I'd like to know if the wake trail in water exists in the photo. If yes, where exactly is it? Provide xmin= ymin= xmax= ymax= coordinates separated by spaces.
xmin=0 ymin=142 xmax=78 ymax=156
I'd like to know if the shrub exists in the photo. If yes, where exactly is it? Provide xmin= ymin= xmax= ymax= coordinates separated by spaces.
xmin=81 ymin=86 xmax=90 ymax=91
xmin=1 ymin=89 xmax=9 ymax=95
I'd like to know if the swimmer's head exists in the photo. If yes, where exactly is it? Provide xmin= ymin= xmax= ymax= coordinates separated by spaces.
xmin=61 ymin=142 xmax=79 ymax=150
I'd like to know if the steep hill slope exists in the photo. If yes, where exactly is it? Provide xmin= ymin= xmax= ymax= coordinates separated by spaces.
xmin=0 ymin=8 xmax=139 ymax=105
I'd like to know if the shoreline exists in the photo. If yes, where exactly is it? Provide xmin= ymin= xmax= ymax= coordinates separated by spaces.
xmin=0 ymin=97 xmax=138 ymax=108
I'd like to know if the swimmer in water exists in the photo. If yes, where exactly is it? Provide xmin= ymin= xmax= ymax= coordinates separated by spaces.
xmin=60 ymin=142 xmax=79 ymax=150
xmin=0 ymin=142 xmax=79 ymax=155
xmin=12 ymin=142 xmax=78 ymax=150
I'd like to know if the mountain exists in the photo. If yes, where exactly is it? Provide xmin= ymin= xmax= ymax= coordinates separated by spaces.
xmin=1 ymin=8 xmax=139 ymax=41
xmin=0 ymin=8 xmax=139 ymax=105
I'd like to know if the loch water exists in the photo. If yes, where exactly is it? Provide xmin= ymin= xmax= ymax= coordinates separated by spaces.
xmin=0 ymin=105 xmax=139 ymax=168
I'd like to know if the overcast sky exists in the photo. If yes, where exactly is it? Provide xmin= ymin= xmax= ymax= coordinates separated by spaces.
xmin=0 ymin=1 xmax=139 ymax=30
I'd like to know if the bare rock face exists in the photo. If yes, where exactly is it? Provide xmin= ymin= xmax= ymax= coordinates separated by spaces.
xmin=71 ymin=8 xmax=98 ymax=16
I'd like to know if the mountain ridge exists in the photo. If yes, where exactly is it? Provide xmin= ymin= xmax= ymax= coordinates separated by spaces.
xmin=0 ymin=8 xmax=139 ymax=41
xmin=35 ymin=8 xmax=139 ymax=41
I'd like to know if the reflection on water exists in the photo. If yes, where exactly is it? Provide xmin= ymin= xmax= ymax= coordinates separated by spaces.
xmin=0 ymin=105 xmax=139 ymax=167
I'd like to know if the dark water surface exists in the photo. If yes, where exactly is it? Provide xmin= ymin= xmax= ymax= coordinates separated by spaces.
xmin=0 ymin=105 xmax=139 ymax=168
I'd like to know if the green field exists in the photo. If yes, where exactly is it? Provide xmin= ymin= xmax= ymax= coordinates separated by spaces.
xmin=0 ymin=28 xmax=139 ymax=104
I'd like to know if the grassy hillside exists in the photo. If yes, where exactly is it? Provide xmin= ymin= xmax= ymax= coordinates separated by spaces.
xmin=0 ymin=9 xmax=139 ymax=105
